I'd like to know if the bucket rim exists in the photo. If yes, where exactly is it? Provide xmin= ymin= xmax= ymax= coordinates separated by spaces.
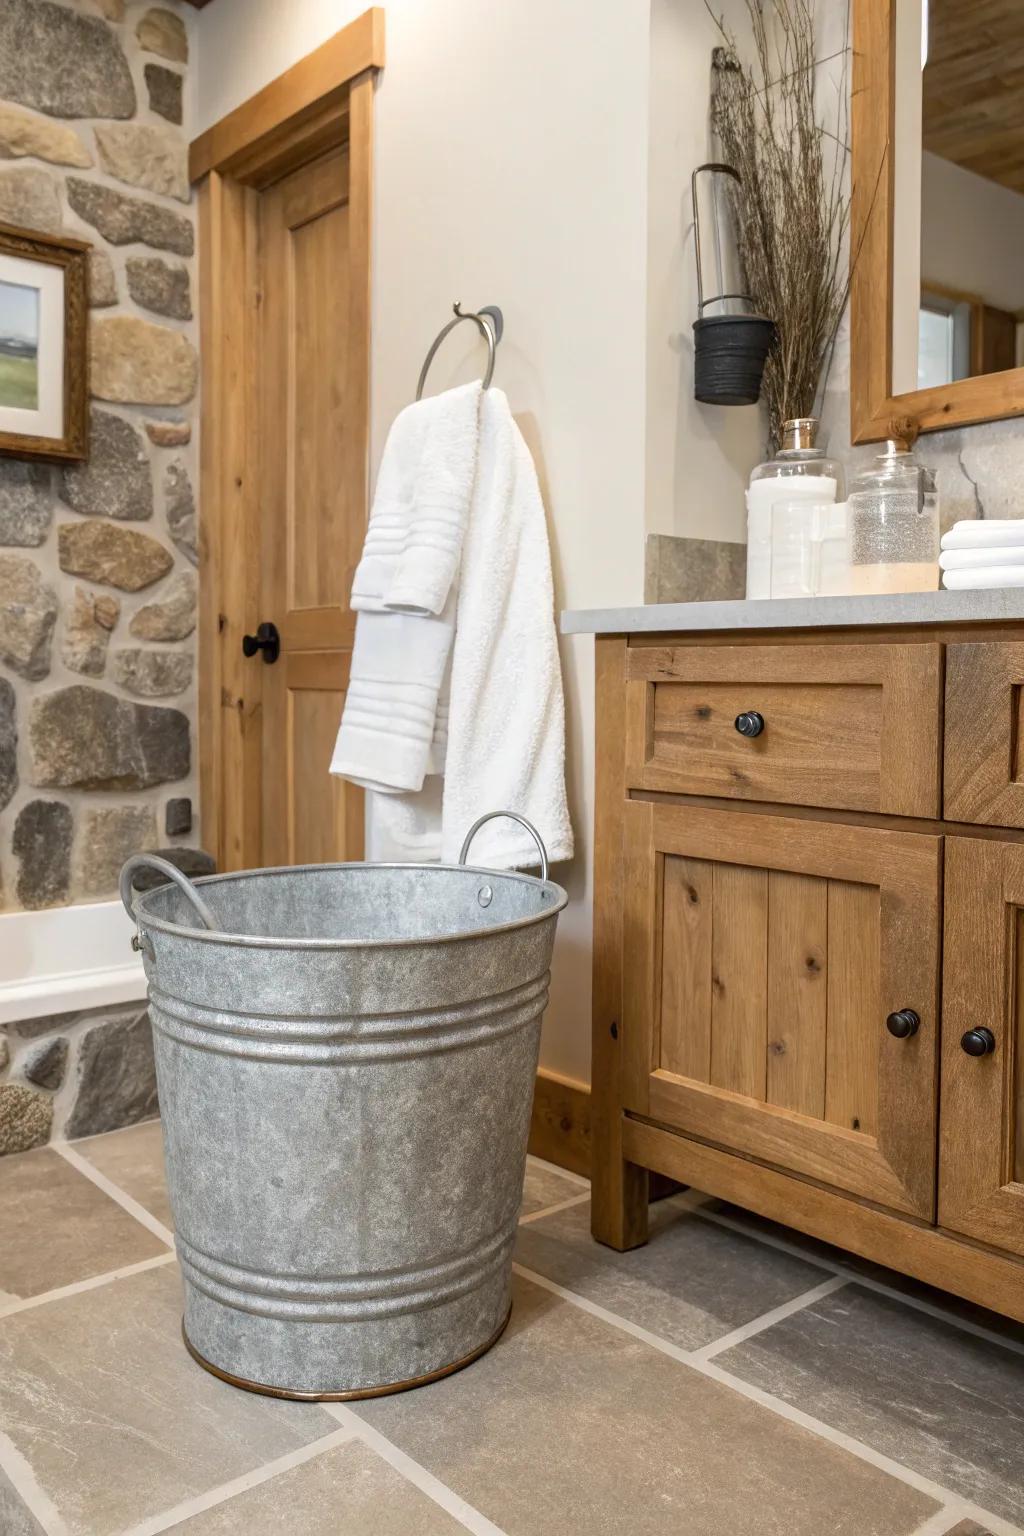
xmin=131 ymin=859 xmax=569 ymax=951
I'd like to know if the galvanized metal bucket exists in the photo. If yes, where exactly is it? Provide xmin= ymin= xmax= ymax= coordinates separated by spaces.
xmin=119 ymin=812 xmax=567 ymax=1401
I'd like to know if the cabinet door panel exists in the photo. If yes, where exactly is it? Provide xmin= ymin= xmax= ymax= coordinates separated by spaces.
xmin=946 ymin=642 xmax=1024 ymax=827
xmin=622 ymin=801 xmax=941 ymax=1218
xmin=940 ymin=837 xmax=1024 ymax=1256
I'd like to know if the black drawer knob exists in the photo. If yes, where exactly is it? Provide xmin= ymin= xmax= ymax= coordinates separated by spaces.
xmin=886 ymin=1009 xmax=920 ymax=1040
xmin=960 ymin=1027 xmax=996 ymax=1057
xmin=734 ymin=710 xmax=765 ymax=738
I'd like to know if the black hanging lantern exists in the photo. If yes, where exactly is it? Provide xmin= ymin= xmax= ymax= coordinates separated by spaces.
xmin=691 ymin=162 xmax=775 ymax=406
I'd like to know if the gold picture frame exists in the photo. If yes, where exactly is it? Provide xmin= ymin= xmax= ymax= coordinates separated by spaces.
xmin=0 ymin=222 xmax=89 ymax=463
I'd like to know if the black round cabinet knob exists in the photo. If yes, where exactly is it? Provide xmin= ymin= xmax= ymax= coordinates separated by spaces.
xmin=886 ymin=1009 xmax=920 ymax=1040
xmin=734 ymin=710 xmax=765 ymax=739
xmin=960 ymin=1027 xmax=996 ymax=1057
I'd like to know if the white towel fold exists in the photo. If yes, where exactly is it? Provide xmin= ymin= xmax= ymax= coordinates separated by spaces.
xmin=331 ymin=382 xmax=481 ymax=794
xmin=439 ymin=389 xmax=574 ymax=869
xmin=942 ymin=566 xmax=1024 ymax=589
xmin=940 ymin=545 xmax=1024 ymax=571
xmin=941 ymin=520 xmax=1024 ymax=552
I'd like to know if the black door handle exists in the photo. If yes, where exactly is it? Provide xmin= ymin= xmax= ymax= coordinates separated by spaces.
xmin=242 ymin=621 xmax=280 ymax=664
xmin=960 ymin=1028 xmax=996 ymax=1057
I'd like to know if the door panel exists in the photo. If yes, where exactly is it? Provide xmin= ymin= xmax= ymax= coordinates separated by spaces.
xmin=624 ymin=642 xmax=943 ymax=816
xmin=945 ymin=642 xmax=1024 ymax=827
xmin=258 ymin=145 xmax=363 ymax=866
xmin=623 ymin=801 xmax=941 ymax=1217
xmin=940 ymin=837 xmax=1024 ymax=1257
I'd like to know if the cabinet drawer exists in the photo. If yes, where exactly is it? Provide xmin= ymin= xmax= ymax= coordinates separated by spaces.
xmin=624 ymin=642 xmax=942 ymax=816
xmin=621 ymin=801 xmax=941 ymax=1218
xmin=945 ymin=641 xmax=1024 ymax=826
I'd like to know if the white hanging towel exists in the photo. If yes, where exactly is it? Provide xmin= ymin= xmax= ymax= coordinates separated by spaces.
xmin=330 ymin=381 xmax=481 ymax=794
xmin=439 ymin=388 xmax=573 ymax=870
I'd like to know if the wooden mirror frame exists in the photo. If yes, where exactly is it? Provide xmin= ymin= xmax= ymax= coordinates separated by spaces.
xmin=850 ymin=0 xmax=1024 ymax=442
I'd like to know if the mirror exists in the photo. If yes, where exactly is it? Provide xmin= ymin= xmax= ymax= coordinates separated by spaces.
xmin=892 ymin=0 xmax=1024 ymax=394
xmin=850 ymin=0 xmax=1024 ymax=440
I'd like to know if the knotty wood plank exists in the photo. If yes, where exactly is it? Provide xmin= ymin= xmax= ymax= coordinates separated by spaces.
xmin=825 ymin=880 xmax=880 ymax=1137
xmin=710 ymin=862 xmax=768 ymax=1100
xmin=766 ymin=871 xmax=828 ymax=1118
xmin=660 ymin=856 xmax=713 ymax=1083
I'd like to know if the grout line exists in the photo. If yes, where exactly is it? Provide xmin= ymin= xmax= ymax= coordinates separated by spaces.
xmin=511 ymin=1261 xmax=1024 ymax=1536
xmin=908 ymin=1505 xmax=978 ymax=1536
xmin=51 ymin=1141 xmax=176 ymax=1248
xmin=60 ymin=1116 xmax=161 ymax=1148
xmin=690 ymin=1275 xmax=849 ymax=1361
xmin=0 ymin=1428 xmax=71 ymax=1536
xmin=0 ymin=1252 xmax=176 ymax=1321
xmin=524 ymin=1154 xmax=590 ymax=1190
xmin=695 ymin=1204 xmax=1024 ymax=1361
xmin=518 ymin=1191 xmax=591 ymax=1225
xmin=115 ymin=1427 xmax=356 ymax=1536
xmin=325 ymin=1405 xmax=509 ymax=1536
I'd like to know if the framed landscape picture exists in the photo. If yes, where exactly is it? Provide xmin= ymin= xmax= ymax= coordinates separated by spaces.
xmin=0 ymin=224 xmax=89 ymax=462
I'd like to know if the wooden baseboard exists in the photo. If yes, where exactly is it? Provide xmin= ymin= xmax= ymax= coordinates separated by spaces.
xmin=529 ymin=1069 xmax=591 ymax=1179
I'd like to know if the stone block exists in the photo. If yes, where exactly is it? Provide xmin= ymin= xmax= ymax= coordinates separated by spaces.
xmin=144 ymin=419 xmax=190 ymax=448
xmin=129 ymin=569 xmax=195 ymax=640
xmin=0 ymin=1084 xmax=53 ymax=1155
xmin=58 ymin=518 xmax=172 ymax=590
xmin=136 ymin=8 xmax=188 ymax=63
xmin=62 ymin=585 xmax=120 ymax=677
xmin=88 ymin=249 xmax=118 ymax=308
xmin=126 ymin=255 xmax=191 ymax=320
xmin=0 ymin=0 xmax=135 ymax=119
xmin=24 ymin=1037 xmax=69 ymax=1091
xmin=0 ymin=103 xmax=91 ymax=166
xmin=0 ymin=553 xmax=57 ymax=679
xmin=65 ymin=1011 xmax=158 ymax=1138
xmin=0 ymin=166 xmax=61 ymax=234
xmin=110 ymin=646 xmax=192 ymax=696
xmin=0 ymin=678 xmax=15 ymax=812
xmin=91 ymin=315 xmax=198 ymax=405
xmin=12 ymin=799 xmax=73 ymax=908
xmin=60 ymin=408 xmax=153 ymax=521
xmin=0 ymin=461 xmax=52 ymax=546
xmin=164 ymin=796 xmax=191 ymax=836
xmin=29 ymin=684 xmax=190 ymax=790
xmin=164 ymin=460 xmax=196 ymax=562
xmin=78 ymin=804 xmax=159 ymax=897
xmin=67 ymin=177 xmax=193 ymax=256
xmin=95 ymin=122 xmax=188 ymax=203
xmin=145 ymin=63 xmax=183 ymax=125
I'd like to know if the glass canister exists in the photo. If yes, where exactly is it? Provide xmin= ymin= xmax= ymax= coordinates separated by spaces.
xmin=847 ymin=437 xmax=939 ymax=594
xmin=746 ymin=418 xmax=845 ymax=599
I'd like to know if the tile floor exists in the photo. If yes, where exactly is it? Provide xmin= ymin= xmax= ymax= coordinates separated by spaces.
xmin=0 ymin=1122 xmax=1022 ymax=1535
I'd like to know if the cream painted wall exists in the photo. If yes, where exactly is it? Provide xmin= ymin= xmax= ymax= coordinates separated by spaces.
xmin=196 ymin=0 xmax=651 ymax=1083
xmin=645 ymin=0 xmax=762 ymax=543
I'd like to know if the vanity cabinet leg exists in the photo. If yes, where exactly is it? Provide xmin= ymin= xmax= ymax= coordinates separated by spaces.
xmin=591 ymin=1130 xmax=649 ymax=1251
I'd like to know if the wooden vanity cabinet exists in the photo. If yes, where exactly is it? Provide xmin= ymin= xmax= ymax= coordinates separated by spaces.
xmin=593 ymin=623 xmax=1024 ymax=1323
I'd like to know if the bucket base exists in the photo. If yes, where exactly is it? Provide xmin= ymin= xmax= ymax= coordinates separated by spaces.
xmin=181 ymin=1305 xmax=512 ymax=1401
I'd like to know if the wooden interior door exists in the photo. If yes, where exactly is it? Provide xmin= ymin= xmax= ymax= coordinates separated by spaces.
xmin=941 ymin=837 xmax=1024 ymax=1257
xmin=622 ymin=801 xmax=942 ymax=1217
xmin=256 ymin=145 xmax=364 ymax=867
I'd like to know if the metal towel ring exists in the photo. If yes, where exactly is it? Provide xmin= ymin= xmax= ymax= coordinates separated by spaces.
xmin=416 ymin=302 xmax=504 ymax=401
xmin=458 ymin=811 xmax=548 ymax=882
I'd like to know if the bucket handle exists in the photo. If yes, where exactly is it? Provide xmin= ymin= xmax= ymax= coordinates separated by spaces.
xmin=120 ymin=854 xmax=220 ymax=933
xmin=458 ymin=812 xmax=548 ymax=882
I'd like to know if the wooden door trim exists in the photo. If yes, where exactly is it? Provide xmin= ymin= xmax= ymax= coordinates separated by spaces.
xmin=189 ymin=8 xmax=384 ymax=183
xmin=195 ymin=16 xmax=380 ymax=872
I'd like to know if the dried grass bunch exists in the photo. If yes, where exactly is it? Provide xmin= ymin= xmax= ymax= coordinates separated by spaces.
xmin=709 ymin=0 xmax=851 ymax=448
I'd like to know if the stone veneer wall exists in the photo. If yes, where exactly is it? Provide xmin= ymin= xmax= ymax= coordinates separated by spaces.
xmin=0 ymin=0 xmax=200 ymax=1153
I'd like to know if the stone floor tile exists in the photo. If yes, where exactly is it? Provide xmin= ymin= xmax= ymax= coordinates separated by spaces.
xmin=717 ymin=1283 xmax=1024 ymax=1524
xmin=0 ymin=1146 xmax=168 ymax=1301
xmin=0 ymin=1263 xmax=335 ymax=1536
xmin=0 ymin=1470 xmax=46 ymax=1536
xmin=703 ymin=1199 xmax=1024 ymax=1349
xmin=514 ymin=1194 xmax=829 ymax=1350
xmin=358 ymin=1273 xmax=939 ymax=1536
xmin=520 ymin=1156 xmax=585 ymax=1217
xmin=169 ymin=1440 xmax=469 ymax=1534
xmin=75 ymin=1118 xmax=174 ymax=1229
xmin=947 ymin=1523 xmax=997 ymax=1536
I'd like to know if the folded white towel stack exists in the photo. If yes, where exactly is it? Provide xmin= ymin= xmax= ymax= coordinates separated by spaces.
xmin=940 ymin=520 xmax=1024 ymax=590
xmin=332 ymin=382 xmax=573 ymax=873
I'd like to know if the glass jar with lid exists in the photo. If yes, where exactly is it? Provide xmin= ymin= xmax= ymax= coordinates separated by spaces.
xmin=746 ymin=418 xmax=845 ymax=599
xmin=847 ymin=436 xmax=939 ymax=594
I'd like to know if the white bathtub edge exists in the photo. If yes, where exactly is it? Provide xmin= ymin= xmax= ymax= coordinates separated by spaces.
xmin=0 ymin=898 xmax=147 ymax=1027
xmin=0 ymin=963 xmax=147 ymax=1027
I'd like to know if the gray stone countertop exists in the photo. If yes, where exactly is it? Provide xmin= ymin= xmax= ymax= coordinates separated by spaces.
xmin=560 ymin=588 xmax=1024 ymax=635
